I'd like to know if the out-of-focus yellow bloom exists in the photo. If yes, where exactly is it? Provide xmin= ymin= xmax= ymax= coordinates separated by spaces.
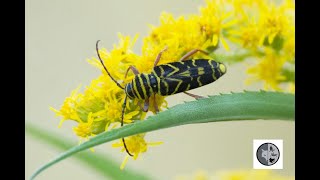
xmin=288 ymin=82 xmax=295 ymax=94
xmin=198 ymin=0 xmax=239 ymax=51
xmin=229 ymin=18 xmax=261 ymax=49
xmin=227 ymin=0 xmax=294 ymax=91
xmin=258 ymin=1 xmax=293 ymax=45
xmin=283 ymin=35 xmax=295 ymax=62
xmin=246 ymin=48 xmax=286 ymax=90
xmin=216 ymin=169 xmax=294 ymax=180
xmin=194 ymin=170 xmax=209 ymax=180
xmin=175 ymin=169 xmax=294 ymax=180
xmin=227 ymin=0 xmax=264 ymax=16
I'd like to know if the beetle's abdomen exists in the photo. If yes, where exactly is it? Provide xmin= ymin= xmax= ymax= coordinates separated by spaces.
xmin=152 ymin=59 xmax=226 ymax=96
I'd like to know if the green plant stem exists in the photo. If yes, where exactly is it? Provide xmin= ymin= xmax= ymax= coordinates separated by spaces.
xmin=211 ymin=52 xmax=252 ymax=64
xmin=26 ymin=124 xmax=151 ymax=180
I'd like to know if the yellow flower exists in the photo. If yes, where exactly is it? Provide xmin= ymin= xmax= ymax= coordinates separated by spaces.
xmin=246 ymin=48 xmax=286 ymax=90
xmin=283 ymin=35 xmax=295 ymax=62
xmin=287 ymin=82 xmax=295 ymax=94
xmin=228 ymin=0 xmax=264 ymax=16
xmin=144 ymin=12 xmax=209 ymax=65
xmin=226 ymin=0 xmax=294 ymax=91
xmin=216 ymin=169 xmax=294 ymax=180
xmin=175 ymin=169 xmax=294 ymax=180
xmin=88 ymin=33 xmax=140 ymax=81
xmin=258 ymin=1 xmax=293 ymax=45
xmin=144 ymin=0 xmax=239 ymax=62
xmin=198 ymin=0 xmax=239 ymax=51
xmin=50 ymin=85 xmax=82 ymax=127
xmin=112 ymin=134 xmax=163 ymax=170
xmin=52 ymin=33 xmax=167 ymax=168
xmin=73 ymin=112 xmax=95 ymax=139
xmin=229 ymin=0 xmax=294 ymax=50
xmin=229 ymin=17 xmax=261 ymax=49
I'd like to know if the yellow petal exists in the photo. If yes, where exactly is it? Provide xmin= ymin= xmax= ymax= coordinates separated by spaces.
xmin=212 ymin=34 xmax=219 ymax=46
xmin=110 ymin=122 xmax=120 ymax=129
xmin=259 ymin=34 xmax=266 ymax=46
xmin=268 ymin=32 xmax=277 ymax=44
xmin=227 ymin=29 xmax=242 ymax=36
xmin=125 ymin=111 xmax=140 ymax=118
xmin=112 ymin=143 xmax=123 ymax=148
xmin=227 ymin=36 xmax=241 ymax=44
xmin=49 ymin=106 xmax=60 ymax=114
xmin=222 ymin=19 xmax=238 ymax=28
xmin=220 ymin=36 xmax=230 ymax=51
xmin=58 ymin=119 xmax=65 ymax=128
xmin=104 ymin=122 xmax=111 ymax=131
xmin=120 ymin=155 xmax=130 ymax=170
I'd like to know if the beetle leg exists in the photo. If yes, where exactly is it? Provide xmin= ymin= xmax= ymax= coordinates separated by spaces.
xmin=180 ymin=49 xmax=208 ymax=99
xmin=137 ymin=101 xmax=143 ymax=110
xmin=153 ymin=46 xmax=168 ymax=67
xmin=143 ymin=98 xmax=149 ymax=112
xmin=136 ymin=101 xmax=144 ymax=112
xmin=137 ymin=99 xmax=149 ymax=112
xmin=153 ymin=94 xmax=159 ymax=113
xmin=125 ymin=65 xmax=140 ymax=79
xmin=179 ymin=49 xmax=209 ymax=61
xmin=183 ymin=91 xmax=204 ymax=99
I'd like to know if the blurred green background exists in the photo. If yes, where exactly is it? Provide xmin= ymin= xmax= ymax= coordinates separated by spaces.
xmin=25 ymin=0 xmax=294 ymax=179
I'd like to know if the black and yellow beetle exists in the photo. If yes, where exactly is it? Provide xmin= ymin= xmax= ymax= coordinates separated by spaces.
xmin=96 ymin=40 xmax=226 ymax=156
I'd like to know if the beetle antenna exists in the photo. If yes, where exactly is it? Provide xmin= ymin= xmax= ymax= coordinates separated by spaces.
xmin=96 ymin=40 xmax=124 ymax=89
xmin=121 ymin=95 xmax=133 ymax=156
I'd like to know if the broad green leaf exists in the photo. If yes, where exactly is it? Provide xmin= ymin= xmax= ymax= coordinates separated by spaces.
xmin=26 ymin=124 xmax=151 ymax=180
xmin=30 ymin=91 xmax=294 ymax=179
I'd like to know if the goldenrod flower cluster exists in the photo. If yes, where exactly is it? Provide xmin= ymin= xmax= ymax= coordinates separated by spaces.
xmin=175 ymin=169 xmax=294 ymax=180
xmin=51 ymin=0 xmax=294 ymax=169
xmin=228 ymin=0 xmax=295 ymax=91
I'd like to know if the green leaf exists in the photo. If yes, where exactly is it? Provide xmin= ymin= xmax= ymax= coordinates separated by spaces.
xmin=30 ymin=91 xmax=294 ymax=180
xmin=26 ymin=123 xmax=151 ymax=180
xmin=281 ymin=68 xmax=295 ymax=83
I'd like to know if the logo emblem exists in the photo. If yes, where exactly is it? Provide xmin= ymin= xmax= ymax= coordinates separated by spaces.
xmin=253 ymin=139 xmax=283 ymax=169
xmin=256 ymin=143 xmax=280 ymax=166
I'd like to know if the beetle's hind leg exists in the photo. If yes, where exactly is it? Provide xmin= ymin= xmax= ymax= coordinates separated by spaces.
xmin=179 ymin=49 xmax=209 ymax=62
xmin=153 ymin=94 xmax=159 ymax=113
xmin=153 ymin=46 xmax=168 ymax=67
xmin=180 ymin=49 xmax=208 ymax=99
xmin=138 ymin=95 xmax=159 ymax=113
xmin=137 ymin=98 xmax=150 ymax=112
xmin=143 ymin=98 xmax=149 ymax=112
xmin=183 ymin=91 xmax=204 ymax=99
xmin=125 ymin=65 xmax=140 ymax=78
